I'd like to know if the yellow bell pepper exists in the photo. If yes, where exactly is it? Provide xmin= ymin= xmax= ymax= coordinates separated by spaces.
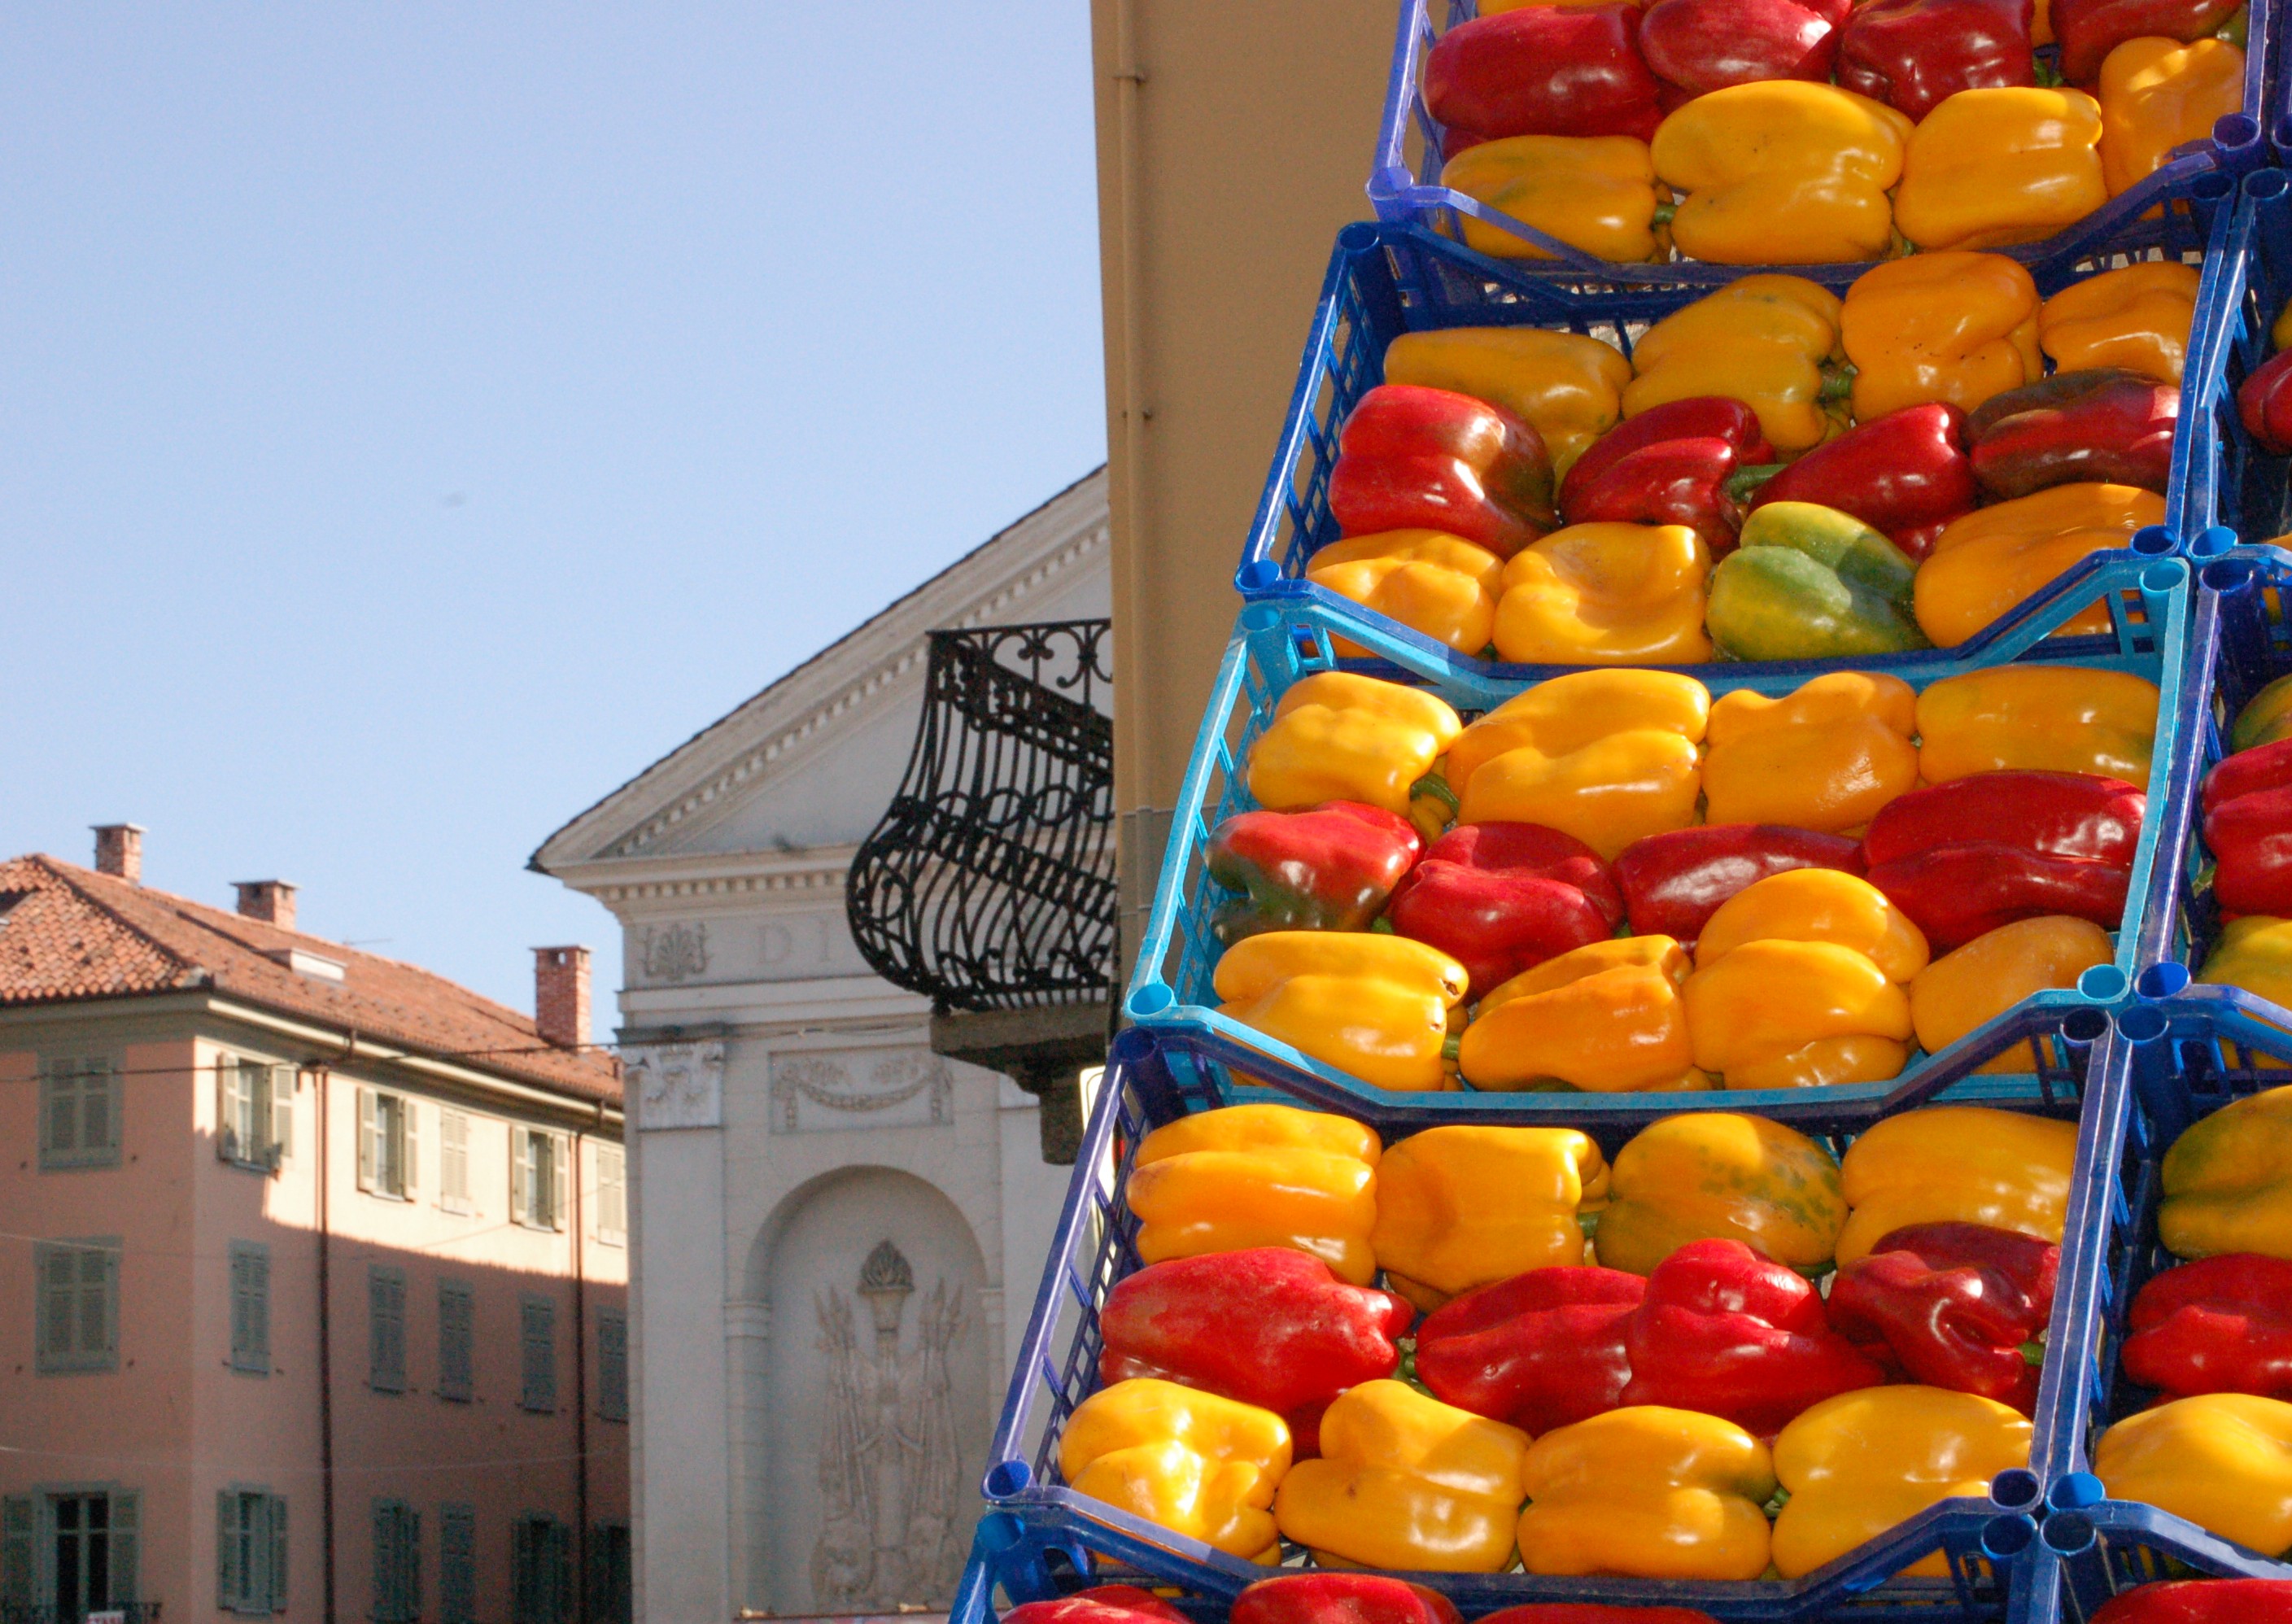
xmin=1491 ymin=522 xmax=1713 ymax=665
xmin=2234 ymin=673 xmax=2292 ymax=752
xmin=1305 ymin=530 xmax=1505 ymax=656
xmin=1894 ymin=88 xmax=2108 ymax=252
xmin=1840 ymin=252 xmax=2044 ymax=423
xmin=2093 ymin=1394 xmax=2292 ymax=1557
xmin=1914 ymin=665 xmax=2160 ymax=784
xmin=1595 ymin=1112 xmax=1847 ymax=1274
xmin=1771 ymin=1387 xmax=2032 ymax=1578
xmin=1370 ymin=1124 xmax=1609 ymax=1308
xmin=1212 ymin=931 xmax=1469 ymax=1094
xmin=1701 ymin=672 xmax=1920 ymax=834
xmin=1649 ymin=84 xmax=1911 ymax=266
xmin=2099 ymin=38 xmax=2246 ymax=199
xmin=1059 ymin=1377 xmax=1293 ymax=1560
xmin=2039 ymin=260 xmax=2203 ymax=383
xmin=2197 ymin=915 xmax=2292 ymax=1014
xmin=1442 ymin=135 xmax=1663 ymax=264
xmin=1246 ymin=671 xmax=1464 ymax=817
xmin=1385 ymin=328 xmax=1632 ymax=477
xmin=2159 ymin=1081 xmax=2292 ymax=1260
xmin=1621 ymin=275 xmax=1847 ymax=455
xmin=1276 ymin=1380 xmax=1528 ymax=1571
xmin=1683 ymin=871 xmax=1926 ymax=1089
xmin=1128 ymin=1102 xmax=1382 ymax=1284
xmin=1836 ymin=1104 xmax=2080 ymax=1264
xmin=1459 ymin=936 xmax=1701 ymax=1094
xmin=1914 ymin=482 xmax=2167 ymax=647
xmin=1517 ymin=1407 xmax=1776 ymax=1581
xmin=1449 ymin=674 xmax=1708 ymax=858
xmin=1909 ymin=915 xmax=2115 ymax=1073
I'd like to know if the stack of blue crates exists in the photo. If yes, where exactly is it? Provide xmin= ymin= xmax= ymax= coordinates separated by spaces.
xmin=958 ymin=5 xmax=2292 ymax=1619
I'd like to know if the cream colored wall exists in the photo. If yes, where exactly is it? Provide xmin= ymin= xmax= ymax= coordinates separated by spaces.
xmin=0 ymin=1009 xmax=625 ymax=1624
xmin=1094 ymin=0 xmax=1401 ymax=923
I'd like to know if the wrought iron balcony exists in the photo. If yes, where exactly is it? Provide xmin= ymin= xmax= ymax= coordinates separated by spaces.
xmin=845 ymin=620 xmax=1115 ymax=1161
xmin=1 ymin=1604 xmax=163 ymax=1624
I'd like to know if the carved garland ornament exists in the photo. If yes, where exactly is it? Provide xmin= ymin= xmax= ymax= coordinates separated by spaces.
xmin=771 ymin=1052 xmax=953 ymax=1133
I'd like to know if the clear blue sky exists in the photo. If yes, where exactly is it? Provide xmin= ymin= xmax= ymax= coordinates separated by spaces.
xmin=1 ymin=7 xmax=1106 ymax=1041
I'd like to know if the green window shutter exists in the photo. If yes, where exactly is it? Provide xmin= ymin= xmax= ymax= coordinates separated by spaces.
xmin=440 ymin=1504 xmax=475 ymax=1624
xmin=89 ymin=1059 xmax=118 ymax=1156
xmin=2 ymin=1496 xmax=32 ymax=1609
xmin=42 ymin=1062 xmax=74 ymax=1158
xmin=231 ymin=1243 xmax=271 ymax=1374
xmin=439 ymin=1281 xmax=474 ymax=1401
xmin=370 ymin=1502 xmax=391 ymax=1622
xmin=598 ymin=1310 xmax=628 ymax=1421
xmin=110 ymin=1489 xmax=139 ymax=1606
xmin=512 ymin=1520 xmax=534 ymax=1624
xmin=84 ymin=1243 xmax=116 ymax=1360
xmin=521 ymin=1297 xmax=557 ymax=1412
xmin=268 ymin=1495 xmax=287 ymax=1613
xmin=39 ymin=1246 xmax=72 ymax=1361
xmin=408 ymin=1508 xmax=422 ymax=1617
xmin=220 ymin=1059 xmax=248 ymax=1162
xmin=270 ymin=1065 xmax=294 ymax=1163
xmin=220 ymin=1491 xmax=242 ymax=1610
xmin=402 ymin=1098 xmax=419 ymax=1197
xmin=509 ymin=1131 xmax=528 ymax=1226
xmin=248 ymin=1495 xmax=273 ymax=1614
xmin=552 ymin=1521 xmax=574 ymax=1624
xmin=357 ymin=1089 xmax=378 ymax=1190
xmin=370 ymin=1268 xmax=406 ymax=1393
xmin=551 ymin=1136 xmax=569 ymax=1232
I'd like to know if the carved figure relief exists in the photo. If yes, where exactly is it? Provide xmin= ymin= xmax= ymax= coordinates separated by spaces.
xmin=639 ymin=921 xmax=711 ymax=984
xmin=810 ymin=1242 xmax=967 ymax=1610
xmin=770 ymin=1049 xmax=953 ymax=1134
xmin=625 ymin=1040 xmax=726 ymax=1131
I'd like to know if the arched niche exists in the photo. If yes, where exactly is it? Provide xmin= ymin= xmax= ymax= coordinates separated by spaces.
xmin=747 ymin=1166 xmax=989 ymax=1615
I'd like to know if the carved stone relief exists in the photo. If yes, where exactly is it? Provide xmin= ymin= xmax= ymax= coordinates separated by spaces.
xmin=625 ymin=1040 xmax=726 ymax=1130
xmin=638 ymin=921 xmax=711 ymax=984
xmin=810 ymin=1241 xmax=967 ymax=1610
xmin=769 ymin=1049 xmax=953 ymax=1134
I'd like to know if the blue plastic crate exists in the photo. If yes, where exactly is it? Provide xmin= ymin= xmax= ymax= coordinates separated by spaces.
xmin=1997 ymin=999 xmax=2292 ymax=1624
xmin=1124 ymin=564 xmax=2187 ymax=1131
xmin=979 ymin=1022 xmax=2105 ymax=1623
xmin=1367 ymin=0 xmax=2272 ymax=286
xmin=1236 ymin=219 xmax=2228 ymax=682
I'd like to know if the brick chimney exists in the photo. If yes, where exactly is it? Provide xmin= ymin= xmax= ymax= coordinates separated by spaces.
xmin=534 ymin=946 xmax=592 ymax=1049
xmin=92 ymin=824 xmax=145 ymax=884
xmin=234 ymin=880 xmax=298 ymax=932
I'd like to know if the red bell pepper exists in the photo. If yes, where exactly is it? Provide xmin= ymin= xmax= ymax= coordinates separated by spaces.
xmin=1098 ymin=1249 xmax=1415 ymax=1457
xmin=1638 ymin=0 xmax=1849 ymax=107
xmin=1862 ymin=771 xmax=2145 ymax=951
xmin=1613 ymin=823 xmax=1866 ymax=945
xmin=2237 ymin=349 xmax=2292 ymax=456
xmin=1561 ymin=437 xmax=1748 ymax=556
xmin=1328 ymin=383 xmax=1556 ymax=558
xmin=1480 ymin=1609 xmax=1722 ymax=1624
xmin=1620 ymin=1238 xmax=1884 ymax=1435
xmin=1006 ymin=1589 xmax=1193 ymax=1624
xmin=1836 ymin=0 xmax=2035 ymax=121
xmin=2122 ymin=1253 xmax=2292 ymax=1401
xmin=1561 ymin=397 xmax=1775 ymax=513
xmin=2092 ymin=1579 xmax=2292 ymax=1622
xmin=2053 ymin=0 xmax=2244 ymax=85
xmin=1385 ymin=822 xmax=1624 ymax=994
xmin=1423 ymin=5 xmax=1665 ymax=146
xmin=1414 ymin=1266 xmax=1646 ymax=1435
xmin=1734 ymin=404 xmax=1978 ymax=562
xmin=2202 ymin=739 xmax=2292 ymax=915
xmin=1205 ymin=801 xmax=1423 ymax=946
xmin=1233 ymin=1574 xmax=1465 ymax=1624
xmin=1967 ymin=370 xmax=2179 ymax=500
xmin=1828 ymin=1223 xmax=2061 ymax=1413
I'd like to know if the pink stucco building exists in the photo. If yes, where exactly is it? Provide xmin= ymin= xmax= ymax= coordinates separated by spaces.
xmin=0 ymin=827 xmax=628 ymax=1624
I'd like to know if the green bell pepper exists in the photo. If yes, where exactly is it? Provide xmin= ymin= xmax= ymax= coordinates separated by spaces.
xmin=1706 ymin=500 xmax=1932 ymax=661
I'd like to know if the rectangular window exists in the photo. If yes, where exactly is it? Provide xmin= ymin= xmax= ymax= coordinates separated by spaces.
xmin=48 ymin=1490 xmax=137 ymax=1616
xmin=590 ymin=1522 xmax=632 ymax=1624
xmin=510 ymin=1129 xmax=566 ymax=1232
xmin=440 ymin=1109 xmax=472 ymax=1212
xmin=217 ymin=1488 xmax=286 ymax=1613
xmin=438 ymin=1280 xmax=475 ymax=1403
xmin=597 ymin=1307 xmax=628 ymax=1422
xmin=370 ymin=1500 xmax=420 ymax=1624
xmin=219 ymin=1056 xmax=293 ymax=1169
xmin=596 ymin=1144 xmax=626 ymax=1245
xmin=511 ymin=1515 xmax=570 ymax=1624
xmin=35 ymin=1238 xmax=120 ymax=1373
xmin=230 ymin=1242 xmax=272 ymax=1376
xmin=357 ymin=1087 xmax=417 ymax=1200
xmin=439 ymin=1504 xmax=476 ymax=1624
xmin=40 ymin=1055 xmax=120 ymax=1170
xmin=369 ymin=1266 xmax=408 ymax=1394
xmin=518 ymin=1295 xmax=557 ymax=1413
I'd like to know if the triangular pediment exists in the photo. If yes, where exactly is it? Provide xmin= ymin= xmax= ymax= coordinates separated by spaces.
xmin=532 ymin=469 xmax=1110 ymax=880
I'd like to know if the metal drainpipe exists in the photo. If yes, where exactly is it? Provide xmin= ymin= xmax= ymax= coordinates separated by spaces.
xmin=315 ymin=1049 xmax=343 ymax=1624
xmin=573 ymin=1120 xmax=591 ymax=1622
xmin=1111 ymin=0 xmax=1157 ymax=985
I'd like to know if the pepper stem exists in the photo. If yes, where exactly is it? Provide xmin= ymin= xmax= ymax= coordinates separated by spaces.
xmin=1725 ymin=462 xmax=1788 ymax=505
xmin=1650 ymin=200 xmax=1678 ymax=228
xmin=1410 ymin=773 xmax=1460 ymax=814
xmin=1820 ymin=365 xmax=1858 ymax=404
xmin=1440 ymin=1034 xmax=1462 ymax=1062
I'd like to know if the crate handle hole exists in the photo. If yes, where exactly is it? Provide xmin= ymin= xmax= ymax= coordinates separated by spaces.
xmin=2049 ymin=1472 xmax=2106 ymax=1513
xmin=2249 ymin=167 xmax=2291 ymax=202
xmin=2042 ymin=1510 xmax=2098 ymax=1556
xmin=2078 ymin=965 xmax=2129 ymax=1002
xmin=1127 ymin=985 xmax=1176 ymax=1018
xmin=2138 ymin=963 xmax=2191 ymax=1000
xmin=1981 ymin=1514 xmax=2038 ymax=1560
xmin=984 ymin=1463 xmax=1033 ymax=1500
xmin=2132 ymin=526 xmax=2176 ymax=558
xmin=1240 ymin=605 xmax=1281 ymax=634
xmin=1238 ymin=561 xmax=1284 ymax=592
xmin=2203 ymin=555 xmax=2258 ymax=592
xmin=2119 ymin=1003 xmax=2170 ymax=1044
xmin=2064 ymin=1006 xmax=2111 ymax=1045
xmin=1989 ymin=1469 xmax=2043 ymax=1513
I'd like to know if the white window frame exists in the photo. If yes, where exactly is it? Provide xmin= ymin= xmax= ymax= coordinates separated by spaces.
xmin=509 ymin=1129 xmax=567 ymax=1233
xmin=356 ymin=1088 xmax=417 ymax=1201
xmin=217 ymin=1486 xmax=286 ymax=1614
xmin=439 ymin=1108 xmax=474 ymax=1215
xmin=218 ymin=1056 xmax=293 ymax=1172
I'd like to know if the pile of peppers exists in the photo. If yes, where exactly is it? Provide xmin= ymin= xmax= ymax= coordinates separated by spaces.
xmin=1307 ymin=257 xmax=2192 ymax=663
xmin=2194 ymin=676 xmax=2292 ymax=1011
xmin=1420 ymin=0 xmax=2245 ymax=268
xmin=1214 ymin=661 xmax=2149 ymax=1092
xmin=1061 ymin=1095 xmax=2072 ymax=1577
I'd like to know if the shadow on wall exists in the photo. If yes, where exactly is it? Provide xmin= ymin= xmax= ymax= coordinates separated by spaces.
xmin=743 ymin=1166 xmax=989 ymax=1618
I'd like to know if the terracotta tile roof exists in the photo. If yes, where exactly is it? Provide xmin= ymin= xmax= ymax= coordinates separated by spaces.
xmin=0 ymin=856 xmax=619 ymax=1105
